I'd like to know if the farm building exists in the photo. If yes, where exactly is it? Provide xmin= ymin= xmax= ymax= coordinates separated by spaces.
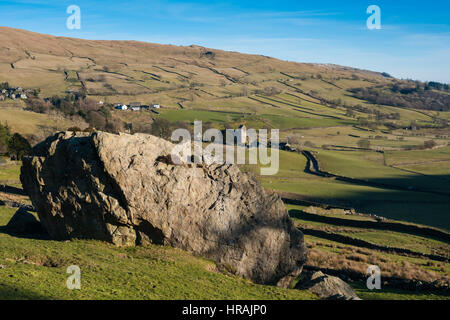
xmin=130 ymin=102 xmax=142 ymax=111
xmin=115 ymin=104 xmax=128 ymax=110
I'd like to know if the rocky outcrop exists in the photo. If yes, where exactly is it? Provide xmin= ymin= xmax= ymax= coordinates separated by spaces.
xmin=20 ymin=131 xmax=307 ymax=287
xmin=296 ymin=271 xmax=360 ymax=300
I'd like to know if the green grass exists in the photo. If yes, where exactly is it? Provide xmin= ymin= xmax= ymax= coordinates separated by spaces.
xmin=353 ymin=283 xmax=449 ymax=300
xmin=0 ymin=160 xmax=21 ymax=182
xmin=0 ymin=103 xmax=75 ymax=135
xmin=316 ymin=149 xmax=450 ymax=194
xmin=2 ymin=26 xmax=450 ymax=300
xmin=159 ymin=109 xmax=244 ymax=124
xmin=241 ymin=150 xmax=450 ymax=229
xmin=302 ymin=233 xmax=449 ymax=300
xmin=0 ymin=206 xmax=316 ymax=300
xmin=267 ymin=176 xmax=450 ymax=229
xmin=397 ymin=163 xmax=450 ymax=176
xmin=341 ymin=230 xmax=449 ymax=256
xmin=254 ymin=114 xmax=352 ymax=130
xmin=291 ymin=212 xmax=449 ymax=256
xmin=158 ymin=108 xmax=352 ymax=130
xmin=385 ymin=147 xmax=450 ymax=167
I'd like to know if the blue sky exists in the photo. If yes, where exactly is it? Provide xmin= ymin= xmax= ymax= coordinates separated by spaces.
xmin=1 ymin=0 xmax=449 ymax=82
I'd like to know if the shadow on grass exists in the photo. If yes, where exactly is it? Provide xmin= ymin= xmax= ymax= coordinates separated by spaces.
xmin=0 ymin=184 xmax=27 ymax=196
xmin=0 ymin=284 xmax=50 ymax=300
xmin=350 ymin=281 xmax=450 ymax=300
xmin=278 ymin=169 xmax=450 ymax=230
xmin=288 ymin=209 xmax=450 ymax=243
xmin=282 ymin=150 xmax=450 ymax=230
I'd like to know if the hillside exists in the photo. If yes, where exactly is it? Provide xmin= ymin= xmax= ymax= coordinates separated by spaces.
xmin=0 ymin=27 xmax=449 ymax=300
xmin=1 ymin=27 xmax=449 ymax=229
xmin=0 ymin=27 xmax=392 ymax=101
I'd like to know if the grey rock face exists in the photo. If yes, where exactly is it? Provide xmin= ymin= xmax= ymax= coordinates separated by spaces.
xmin=20 ymin=131 xmax=307 ymax=287
xmin=297 ymin=271 xmax=361 ymax=300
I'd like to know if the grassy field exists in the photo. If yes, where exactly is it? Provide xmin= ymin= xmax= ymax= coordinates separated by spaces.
xmin=0 ymin=159 xmax=21 ymax=181
xmin=286 ymin=204 xmax=449 ymax=300
xmin=385 ymin=147 xmax=450 ymax=167
xmin=0 ymin=27 xmax=449 ymax=300
xmin=354 ymin=284 xmax=448 ymax=300
xmin=0 ymin=103 xmax=77 ymax=136
xmin=159 ymin=109 xmax=245 ymax=124
xmin=0 ymin=206 xmax=316 ymax=300
xmin=2 ymin=152 xmax=448 ymax=300
xmin=241 ymin=149 xmax=450 ymax=230
xmin=315 ymin=149 xmax=450 ymax=194
xmin=291 ymin=213 xmax=449 ymax=257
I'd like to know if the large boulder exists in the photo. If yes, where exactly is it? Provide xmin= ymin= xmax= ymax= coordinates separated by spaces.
xmin=20 ymin=131 xmax=307 ymax=287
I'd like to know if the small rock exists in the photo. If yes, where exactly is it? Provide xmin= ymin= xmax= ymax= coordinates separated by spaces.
xmin=296 ymin=271 xmax=361 ymax=300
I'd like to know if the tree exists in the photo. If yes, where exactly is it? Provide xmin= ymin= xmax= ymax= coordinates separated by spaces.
xmin=105 ymin=117 xmax=125 ymax=134
xmin=287 ymin=134 xmax=302 ymax=146
xmin=7 ymin=133 xmax=31 ymax=160
xmin=263 ymin=86 xmax=281 ymax=96
xmin=86 ymin=110 xmax=107 ymax=130
xmin=150 ymin=118 xmax=172 ymax=139
xmin=33 ymin=88 xmax=41 ymax=97
xmin=0 ymin=123 xmax=11 ymax=154
xmin=0 ymin=140 xmax=7 ymax=154
xmin=423 ymin=140 xmax=436 ymax=149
